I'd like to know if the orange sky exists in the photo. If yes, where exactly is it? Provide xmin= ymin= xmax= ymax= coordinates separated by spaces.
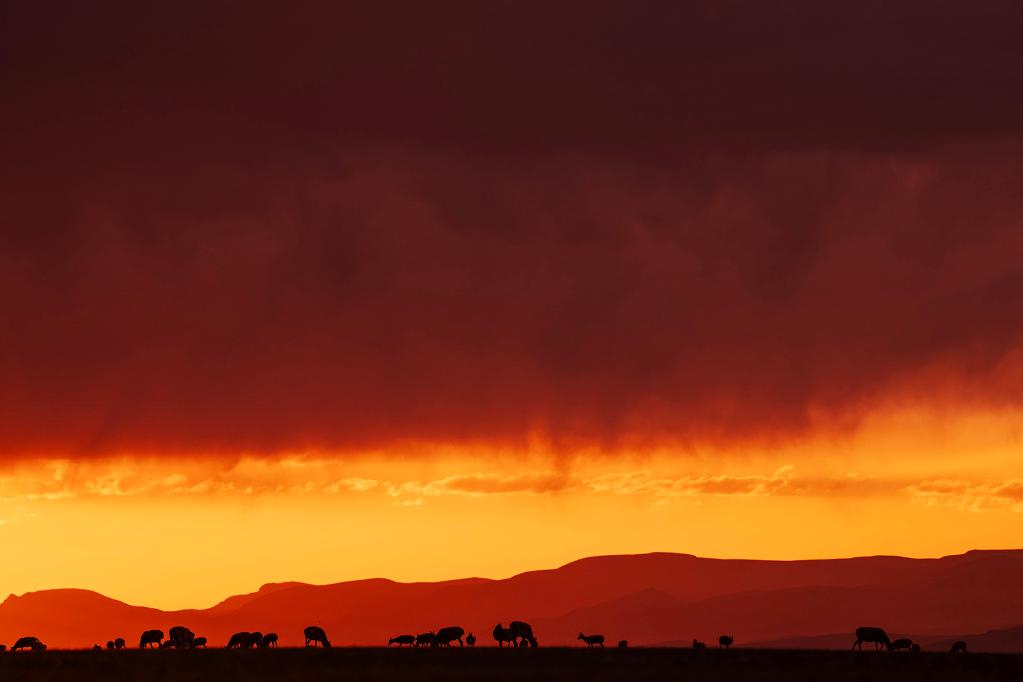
xmin=3 ymin=2 xmax=1023 ymax=612
xmin=2 ymin=404 xmax=1021 ymax=610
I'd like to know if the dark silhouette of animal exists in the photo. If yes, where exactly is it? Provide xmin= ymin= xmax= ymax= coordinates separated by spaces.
xmin=106 ymin=641 xmax=115 ymax=650
xmin=114 ymin=638 xmax=126 ymax=649
xmin=719 ymin=635 xmax=734 ymax=649
xmin=161 ymin=639 xmax=176 ymax=648
xmin=578 ymin=633 xmax=604 ymax=647
xmin=261 ymin=633 xmax=278 ymax=648
xmin=92 ymin=644 xmax=102 ymax=651
xmin=12 ymin=637 xmax=43 ymax=651
xmin=891 ymin=638 xmax=913 ymax=652
xmin=246 ymin=632 xmax=264 ymax=648
xmin=434 ymin=626 xmax=465 ymax=647
xmin=194 ymin=637 xmax=207 ymax=648
xmin=139 ymin=630 xmax=163 ymax=649
xmin=389 ymin=635 xmax=415 ymax=647
xmin=493 ymin=624 xmax=516 ymax=647
xmin=169 ymin=626 xmax=195 ymax=648
xmin=227 ymin=632 xmax=251 ymax=649
xmin=415 ymin=632 xmax=436 ymax=648
xmin=693 ymin=639 xmax=706 ymax=650
xmin=304 ymin=626 xmax=331 ymax=648
xmin=32 ymin=642 xmax=47 ymax=651
xmin=950 ymin=640 xmax=967 ymax=654
xmin=911 ymin=643 xmax=921 ymax=653
xmin=466 ymin=632 xmax=476 ymax=648
xmin=509 ymin=621 xmax=537 ymax=648
xmin=853 ymin=627 xmax=892 ymax=651
xmin=618 ymin=640 xmax=628 ymax=648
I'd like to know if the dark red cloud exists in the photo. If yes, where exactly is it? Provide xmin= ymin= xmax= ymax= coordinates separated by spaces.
xmin=2 ymin=1 xmax=1023 ymax=457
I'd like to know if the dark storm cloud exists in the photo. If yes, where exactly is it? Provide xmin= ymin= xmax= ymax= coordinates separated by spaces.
xmin=2 ymin=1 xmax=1023 ymax=457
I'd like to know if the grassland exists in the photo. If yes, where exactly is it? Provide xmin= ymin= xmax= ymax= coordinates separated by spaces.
xmin=1 ymin=647 xmax=1019 ymax=682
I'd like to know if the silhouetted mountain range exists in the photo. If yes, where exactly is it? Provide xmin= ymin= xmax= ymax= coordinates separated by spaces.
xmin=3 ymin=550 xmax=1023 ymax=649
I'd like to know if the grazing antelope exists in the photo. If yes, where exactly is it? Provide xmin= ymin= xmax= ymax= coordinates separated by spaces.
xmin=618 ymin=640 xmax=628 ymax=648
xmin=106 ymin=641 xmax=115 ymax=650
xmin=261 ymin=633 xmax=278 ymax=648
xmin=246 ymin=632 xmax=264 ymax=648
xmin=719 ymin=635 xmax=734 ymax=649
xmin=578 ymin=633 xmax=604 ymax=647
xmin=139 ymin=630 xmax=163 ymax=649
xmin=114 ymin=638 xmax=126 ymax=650
xmin=304 ymin=626 xmax=331 ymax=648
xmin=466 ymin=632 xmax=476 ymax=648
xmin=32 ymin=642 xmax=47 ymax=651
xmin=389 ymin=635 xmax=415 ymax=647
xmin=509 ymin=621 xmax=538 ymax=648
xmin=950 ymin=640 xmax=967 ymax=654
xmin=12 ymin=637 xmax=43 ymax=651
xmin=227 ymin=632 xmax=251 ymax=649
xmin=415 ymin=632 xmax=436 ymax=648
xmin=891 ymin=638 xmax=913 ymax=652
xmin=493 ymin=624 xmax=516 ymax=647
xmin=692 ymin=639 xmax=706 ymax=650
xmin=92 ymin=644 xmax=102 ymax=651
xmin=169 ymin=626 xmax=195 ymax=648
xmin=434 ymin=626 xmax=465 ymax=647
xmin=161 ymin=640 xmax=176 ymax=648
xmin=853 ymin=627 xmax=892 ymax=652
xmin=194 ymin=637 xmax=208 ymax=648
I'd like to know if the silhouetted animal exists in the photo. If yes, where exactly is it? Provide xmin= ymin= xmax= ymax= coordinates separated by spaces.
xmin=92 ymin=644 xmax=102 ymax=651
xmin=227 ymin=632 xmax=251 ymax=649
xmin=12 ymin=637 xmax=43 ymax=651
xmin=161 ymin=640 xmax=176 ymax=648
xmin=261 ymin=633 xmax=278 ymax=648
xmin=389 ymin=635 xmax=415 ymax=647
xmin=114 ymin=638 xmax=126 ymax=649
xmin=853 ymin=627 xmax=892 ymax=651
xmin=32 ymin=642 xmax=47 ymax=651
xmin=618 ymin=640 xmax=628 ymax=648
xmin=493 ymin=624 xmax=516 ymax=647
xmin=911 ymin=643 xmax=921 ymax=653
xmin=509 ymin=621 xmax=537 ymax=648
xmin=139 ymin=630 xmax=163 ymax=649
xmin=950 ymin=640 xmax=967 ymax=654
xmin=194 ymin=637 xmax=207 ymax=648
xmin=434 ymin=626 xmax=465 ymax=647
xmin=415 ymin=632 xmax=436 ymax=648
xmin=106 ymin=641 xmax=115 ymax=650
xmin=246 ymin=632 xmax=263 ymax=648
xmin=693 ymin=639 xmax=706 ymax=650
xmin=891 ymin=638 xmax=913 ymax=652
xmin=169 ymin=626 xmax=195 ymax=648
xmin=304 ymin=626 xmax=331 ymax=648
xmin=578 ymin=633 xmax=604 ymax=647
xmin=719 ymin=635 xmax=734 ymax=649
xmin=466 ymin=632 xmax=476 ymax=648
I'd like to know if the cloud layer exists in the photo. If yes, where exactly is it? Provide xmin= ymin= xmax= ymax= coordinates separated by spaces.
xmin=2 ymin=2 xmax=1023 ymax=458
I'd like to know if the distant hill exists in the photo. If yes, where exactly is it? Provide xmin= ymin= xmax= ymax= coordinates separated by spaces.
xmin=2 ymin=550 xmax=1023 ymax=649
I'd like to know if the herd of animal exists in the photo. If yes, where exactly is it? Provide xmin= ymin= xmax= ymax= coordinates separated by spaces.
xmin=0 ymin=625 xmax=970 ymax=653
xmin=852 ymin=627 xmax=968 ymax=654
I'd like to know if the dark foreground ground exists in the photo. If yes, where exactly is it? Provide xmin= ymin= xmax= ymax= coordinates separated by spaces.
xmin=1 ymin=647 xmax=1020 ymax=682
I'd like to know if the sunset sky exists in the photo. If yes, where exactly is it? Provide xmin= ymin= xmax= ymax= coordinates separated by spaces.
xmin=2 ymin=2 xmax=1023 ymax=610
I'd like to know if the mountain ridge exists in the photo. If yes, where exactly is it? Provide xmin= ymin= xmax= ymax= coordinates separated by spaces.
xmin=4 ymin=550 xmax=1023 ymax=649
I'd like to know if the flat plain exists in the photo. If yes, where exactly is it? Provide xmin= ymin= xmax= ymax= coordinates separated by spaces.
xmin=1 ymin=647 xmax=1020 ymax=682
